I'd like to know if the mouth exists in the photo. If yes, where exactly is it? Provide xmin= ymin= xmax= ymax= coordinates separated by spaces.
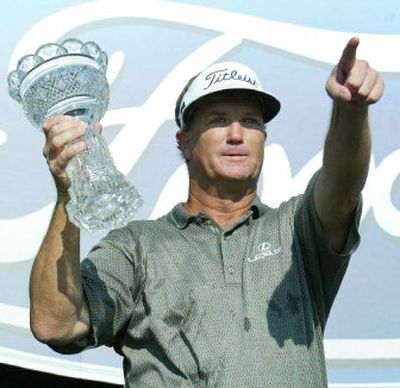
xmin=222 ymin=153 xmax=248 ymax=160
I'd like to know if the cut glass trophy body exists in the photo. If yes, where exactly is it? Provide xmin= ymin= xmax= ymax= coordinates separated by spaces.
xmin=8 ymin=39 xmax=142 ymax=231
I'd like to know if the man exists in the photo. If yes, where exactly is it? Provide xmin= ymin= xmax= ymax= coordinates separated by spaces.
xmin=30 ymin=37 xmax=384 ymax=387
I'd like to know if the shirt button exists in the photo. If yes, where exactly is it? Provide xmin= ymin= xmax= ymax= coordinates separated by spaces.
xmin=227 ymin=266 xmax=234 ymax=274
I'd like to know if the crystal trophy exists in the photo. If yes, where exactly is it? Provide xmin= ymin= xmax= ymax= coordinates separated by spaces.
xmin=8 ymin=38 xmax=142 ymax=231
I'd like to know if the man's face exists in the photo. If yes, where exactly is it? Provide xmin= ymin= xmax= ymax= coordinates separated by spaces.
xmin=183 ymin=91 xmax=266 ymax=187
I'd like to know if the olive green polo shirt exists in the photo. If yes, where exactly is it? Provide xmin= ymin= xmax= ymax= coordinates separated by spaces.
xmin=54 ymin=172 xmax=361 ymax=387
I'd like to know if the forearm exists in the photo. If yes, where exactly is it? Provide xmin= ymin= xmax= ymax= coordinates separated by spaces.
xmin=320 ymin=100 xmax=371 ymax=202
xmin=29 ymin=196 xmax=90 ymax=344
xmin=315 ymin=101 xmax=371 ymax=252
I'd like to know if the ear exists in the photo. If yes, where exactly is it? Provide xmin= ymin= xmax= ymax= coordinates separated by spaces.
xmin=176 ymin=130 xmax=191 ymax=161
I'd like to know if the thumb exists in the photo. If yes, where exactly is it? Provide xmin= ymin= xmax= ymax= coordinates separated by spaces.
xmin=94 ymin=122 xmax=103 ymax=135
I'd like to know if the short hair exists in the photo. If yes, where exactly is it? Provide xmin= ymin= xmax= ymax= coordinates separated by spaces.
xmin=175 ymin=73 xmax=199 ymax=131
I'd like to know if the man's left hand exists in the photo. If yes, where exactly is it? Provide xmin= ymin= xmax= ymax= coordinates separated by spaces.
xmin=325 ymin=37 xmax=384 ymax=105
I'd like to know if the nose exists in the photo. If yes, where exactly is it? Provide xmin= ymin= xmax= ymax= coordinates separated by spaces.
xmin=226 ymin=121 xmax=244 ymax=144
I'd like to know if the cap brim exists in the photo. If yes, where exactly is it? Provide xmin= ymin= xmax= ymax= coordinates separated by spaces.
xmin=182 ymin=88 xmax=281 ymax=127
xmin=253 ymin=90 xmax=281 ymax=124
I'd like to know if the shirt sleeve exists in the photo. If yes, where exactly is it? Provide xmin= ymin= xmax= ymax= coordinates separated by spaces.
xmin=293 ymin=170 xmax=362 ymax=329
xmin=51 ymin=225 xmax=144 ymax=354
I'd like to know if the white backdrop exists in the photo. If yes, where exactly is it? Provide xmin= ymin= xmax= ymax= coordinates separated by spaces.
xmin=0 ymin=0 xmax=399 ymax=386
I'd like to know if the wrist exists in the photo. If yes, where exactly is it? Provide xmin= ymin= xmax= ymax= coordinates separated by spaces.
xmin=56 ymin=191 xmax=70 ymax=204
xmin=334 ymin=99 xmax=368 ymax=114
xmin=333 ymin=100 xmax=369 ymax=127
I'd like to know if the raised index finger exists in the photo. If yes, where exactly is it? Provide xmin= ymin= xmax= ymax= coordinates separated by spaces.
xmin=338 ymin=36 xmax=360 ymax=74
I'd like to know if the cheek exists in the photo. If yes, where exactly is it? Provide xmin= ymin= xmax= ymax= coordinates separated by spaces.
xmin=250 ymin=135 xmax=265 ymax=160
xmin=257 ymin=143 xmax=265 ymax=161
xmin=192 ymin=132 xmax=219 ymax=160
xmin=189 ymin=140 xmax=210 ymax=167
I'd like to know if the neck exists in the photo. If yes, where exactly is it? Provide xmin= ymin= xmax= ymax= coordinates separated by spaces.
xmin=184 ymin=178 xmax=257 ymax=229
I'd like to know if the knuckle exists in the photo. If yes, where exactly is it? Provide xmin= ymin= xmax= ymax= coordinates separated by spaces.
xmin=345 ymin=79 xmax=360 ymax=91
xmin=65 ymin=143 xmax=80 ymax=160
xmin=48 ymin=124 xmax=59 ymax=138
xmin=63 ymin=146 xmax=73 ymax=160
xmin=51 ymin=137 xmax=61 ymax=149
xmin=52 ymin=123 xmax=61 ymax=132
xmin=43 ymin=122 xmax=52 ymax=133
xmin=43 ymin=116 xmax=61 ymax=130
xmin=357 ymin=90 xmax=369 ymax=99
xmin=58 ymin=153 xmax=68 ymax=167
xmin=355 ymin=59 xmax=368 ymax=69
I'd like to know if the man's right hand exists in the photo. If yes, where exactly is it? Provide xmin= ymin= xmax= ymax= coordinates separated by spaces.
xmin=42 ymin=116 xmax=87 ymax=197
xmin=42 ymin=116 xmax=103 ymax=197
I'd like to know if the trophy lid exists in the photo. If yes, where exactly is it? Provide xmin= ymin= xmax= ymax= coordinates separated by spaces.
xmin=8 ymin=39 xmax=108 ymax=103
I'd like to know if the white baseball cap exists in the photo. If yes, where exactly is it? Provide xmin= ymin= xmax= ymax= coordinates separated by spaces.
xmin=176 ymin=61 xmax=281 ymax=128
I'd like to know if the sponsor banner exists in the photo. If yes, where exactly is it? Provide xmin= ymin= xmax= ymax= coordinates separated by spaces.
xmin=1 ymin=0 xmax=399 ymax=384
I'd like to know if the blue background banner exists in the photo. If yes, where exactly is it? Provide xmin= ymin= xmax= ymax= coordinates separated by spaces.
xmin=1 ymin=1 xmax=399 ymax=385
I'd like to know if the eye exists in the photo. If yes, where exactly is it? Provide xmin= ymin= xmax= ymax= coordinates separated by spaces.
xmin=209 ymin=117 xmax=228 ymax=126
xmin=241 ymin=117 xmax=263 ymax=128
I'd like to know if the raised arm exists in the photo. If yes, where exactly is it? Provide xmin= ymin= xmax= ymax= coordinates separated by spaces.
xmin=315 ymin=37 xmax=384 ymax=252
xmin=30 ymin=116 xmax=93 ymax=344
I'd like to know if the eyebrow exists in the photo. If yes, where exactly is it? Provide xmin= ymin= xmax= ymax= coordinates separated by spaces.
xmin=206 ymin=110 xmax=226 ymax=115
xmin=206 ymin=110 xmax=262 ymax=116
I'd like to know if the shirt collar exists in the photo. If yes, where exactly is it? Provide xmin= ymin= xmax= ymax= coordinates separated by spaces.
xmin=250 ymin=195 xmax=268 ymax=219
xmin=169 ymin=203 xmax=194 ymax=229
xmin=168 ymin=195 xmax=268 ymax=229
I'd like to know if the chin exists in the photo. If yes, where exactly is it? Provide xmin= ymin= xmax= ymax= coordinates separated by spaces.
xmin=219 ymin=170 xmax=256 ymax=182
xmin=219 ymin=165 xmax=258 ymax=180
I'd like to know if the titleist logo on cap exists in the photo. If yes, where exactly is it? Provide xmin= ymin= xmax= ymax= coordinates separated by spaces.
xmin=203 ymin=68 xmax=258 ymax=90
